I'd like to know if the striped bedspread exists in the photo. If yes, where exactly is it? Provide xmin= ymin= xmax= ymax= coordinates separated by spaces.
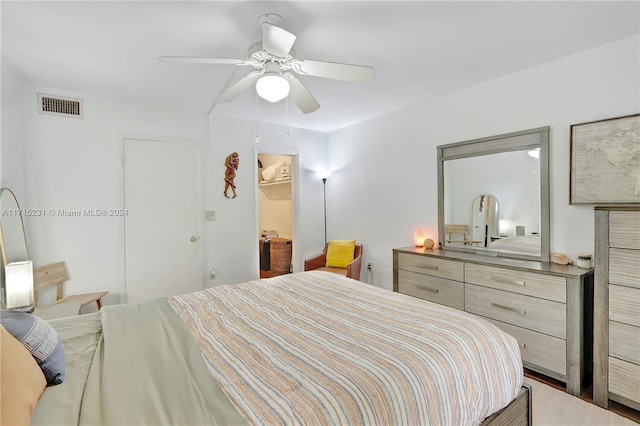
xmin=169 ymin=271 xmax=523 ymax=425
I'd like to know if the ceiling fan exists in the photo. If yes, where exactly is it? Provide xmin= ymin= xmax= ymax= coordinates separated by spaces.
xmin=159 ymin=14 xmax=375 ymax=114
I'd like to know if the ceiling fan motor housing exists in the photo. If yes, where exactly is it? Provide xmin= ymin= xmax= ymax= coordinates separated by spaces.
xmin=257 ymin=13 xmax=285 ymax=28
xmin=263 ymin=61 xmax=283 ymax=76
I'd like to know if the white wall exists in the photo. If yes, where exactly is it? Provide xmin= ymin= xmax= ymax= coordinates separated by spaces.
xmin=1 ymin=60 xmax=26 ymax=199
xmin=206 ymin=115 xmax=329 ymax=286
xmin=4 ymin=35 xmax=637 ymax=299
xmin=21 ymin=86 xmax=208 ymax=307
xmin=329 ymin=35 xmax=640 ymax=290
xmin=2 ymin=79 xmax=328 ymax=304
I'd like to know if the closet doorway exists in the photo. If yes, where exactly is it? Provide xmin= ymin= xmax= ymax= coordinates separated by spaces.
xmin=257 ymin=153 xmax=295 ymax=278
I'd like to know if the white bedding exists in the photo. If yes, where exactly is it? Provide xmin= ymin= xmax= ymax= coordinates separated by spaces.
xmin=489 ymin=235 xmax=541 ymax=255
xmin=32 ymin=272 xmax=525 ymax=426
xmin=171 ymin=271 xmax=524 ymax=425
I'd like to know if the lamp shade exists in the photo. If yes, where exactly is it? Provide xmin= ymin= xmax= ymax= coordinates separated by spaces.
xmin=317 ymin=170 xmax=332 ymax=180
xmin=414 ymin=228 xmax=427 ymax=247
xmin=256 ymin=74 xmax=290 ymax=102
xmin=3 ymin=260 xmax=34 ymax=311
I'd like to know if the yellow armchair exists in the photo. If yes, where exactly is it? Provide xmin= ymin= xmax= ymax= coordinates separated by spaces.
xmin=304 ymin=243 xmax=363 ymax=281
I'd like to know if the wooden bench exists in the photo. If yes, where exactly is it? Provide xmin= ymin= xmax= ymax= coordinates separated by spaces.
xmin=446 ymin=224 xmax=472 ymax=245
xmin=34 ymin=261 xmax=108 ymax=310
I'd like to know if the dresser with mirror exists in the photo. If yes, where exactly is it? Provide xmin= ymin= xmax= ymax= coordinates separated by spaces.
xmin=393 ymin=127 xmax=594 ymax=396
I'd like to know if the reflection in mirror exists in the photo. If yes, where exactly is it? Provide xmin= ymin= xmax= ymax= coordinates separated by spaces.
xmin=444 ymin=150 xmax=540 ymax=254
xmin=437 ymin=127 xmax=550 ymax=262
xmin=0 ymin=188 xmax=34 ymax=311
xmin=472 ymin=195 xmax=499 ymax=247
xmin=0 ymin=188 xmax=29 ymax=263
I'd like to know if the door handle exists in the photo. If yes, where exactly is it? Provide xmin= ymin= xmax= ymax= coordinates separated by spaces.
xmin=416 ymin=264 xmax=439 ymax=271
xmin=190 ymin=236 xmax=200 ymax=242
xmin=417 ymin=285 xmax=439 ymax=294
xmin=491 ymin=302 xmax=526 ymax=315
xmin=491 ymin=276 xmax=526 ymax=286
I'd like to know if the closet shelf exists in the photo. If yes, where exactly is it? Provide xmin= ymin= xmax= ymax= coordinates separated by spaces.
xmin=258 ymin=178 xmax=291 ymax=187
xmin=258 ymin=178 xmax=291 ymax=200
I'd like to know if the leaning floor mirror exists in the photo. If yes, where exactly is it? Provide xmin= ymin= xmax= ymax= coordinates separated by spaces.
xmin=437 ymin=127 xmax=550 ymax=263
xmin=0 ymin=187 xmax=34 ymax=311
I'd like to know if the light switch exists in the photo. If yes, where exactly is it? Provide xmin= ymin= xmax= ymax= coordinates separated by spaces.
xmin=204 ymin=210 xmax=215 ymax=221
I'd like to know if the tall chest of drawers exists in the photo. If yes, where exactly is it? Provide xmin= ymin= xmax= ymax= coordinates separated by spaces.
xmin=393 ymin=247 xmax=593 ymax=397
xmin=594 ymin=207 xmax=640 ymax=410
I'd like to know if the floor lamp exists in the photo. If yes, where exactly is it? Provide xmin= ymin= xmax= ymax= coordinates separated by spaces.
xmin=318 ymin=171 xmax=332 ymax=245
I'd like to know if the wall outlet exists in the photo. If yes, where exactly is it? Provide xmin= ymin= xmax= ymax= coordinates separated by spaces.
xmin=209 ymin=267 xmax=216 ymax=280
xmin=367 ymin=263 xmax=373 ymax=271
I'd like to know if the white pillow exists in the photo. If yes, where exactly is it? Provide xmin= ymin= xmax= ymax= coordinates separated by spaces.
xmin=261 ymin=161 xmax=285 ymax=182
xmin=262 ymin=164 xmax=278 ymax=181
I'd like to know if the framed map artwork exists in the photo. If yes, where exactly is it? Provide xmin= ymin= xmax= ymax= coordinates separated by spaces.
xmin=570 ymin=113 xmax=640 ymax=204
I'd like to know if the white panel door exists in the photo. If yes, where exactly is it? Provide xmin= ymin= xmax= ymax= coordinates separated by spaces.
xmin=123 ymin=138 xmax=200 ymax=302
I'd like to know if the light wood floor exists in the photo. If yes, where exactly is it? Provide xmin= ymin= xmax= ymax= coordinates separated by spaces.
xmin=525 ymin=369 xmax=640 ymax=424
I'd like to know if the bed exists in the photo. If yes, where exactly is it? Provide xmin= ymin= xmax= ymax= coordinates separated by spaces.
xmin=28 ymin=271 xmax=531 ymax=425
xmin=489 ymin=235 xmax=541 ymax=256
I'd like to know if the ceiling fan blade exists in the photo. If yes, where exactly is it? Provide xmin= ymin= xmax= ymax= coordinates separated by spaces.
xmin=217 ymin=71 xmax=261 ymax=102
xmin=291 ymin=59 xmax=375 ymax=83
xmin=262 ymin=23 xmax=296 ymax=58
xmin=159 ymin=56 xmax=250 ymax=65
xmin=284 ymin=73 xmax=320 ymax=114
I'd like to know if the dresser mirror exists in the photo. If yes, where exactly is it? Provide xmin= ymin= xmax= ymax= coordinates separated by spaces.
xmin=437 ymin=127 xmax=550 ymax=262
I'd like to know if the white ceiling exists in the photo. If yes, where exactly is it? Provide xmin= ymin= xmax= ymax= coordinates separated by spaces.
xmin=2 ymin=1 xmax=638 ymax=133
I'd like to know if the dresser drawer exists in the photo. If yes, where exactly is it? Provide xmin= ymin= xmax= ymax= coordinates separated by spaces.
xmin=397 ymin=253 xmax=464 ymax=282
xmin=465 ymin=284 xmax=566 ymax=339
xmin=609 ymin=356 xmax=640 ymax=405
xmin=610 ymin=285 xmax=640 ymax=327
xmin=610 ymin=248 xmax=640 ymax=288
xmin=465 ymin=264 xmax=566 ymax=303
xmin=397 ymin=270 xmax=464 ymax=310
xmin=610 ymin=321 xmax=640 ymax=365
xmin=610 ymin=211 xmax=640 ymax=250
xmin=486 ymin=318 xmax=566 ymax=376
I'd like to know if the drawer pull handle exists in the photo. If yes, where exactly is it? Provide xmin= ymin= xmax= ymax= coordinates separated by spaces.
xmin=491 ymin=276 xmax=526 ymax=286
xmin=491 ymin=302 xmax=526 ymax=315
xmin=417 ymin=285 xmax=439 ymax=294
xmin=417 ymin=264 xmax=439 ymax=271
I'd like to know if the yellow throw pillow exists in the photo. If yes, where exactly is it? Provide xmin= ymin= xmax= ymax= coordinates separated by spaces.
xmin=325 ymin=240 xmax=356 ymax=268
xmin=0 ymin=325 xmax=47 ymax=426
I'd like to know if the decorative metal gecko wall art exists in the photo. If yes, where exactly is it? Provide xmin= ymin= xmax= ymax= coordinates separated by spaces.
xmin=224 ymin=152 xmax=239 ymax=199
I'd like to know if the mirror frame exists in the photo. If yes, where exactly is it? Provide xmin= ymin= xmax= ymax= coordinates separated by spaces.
xmin=437 ymin=126 xmax=550 ymax=263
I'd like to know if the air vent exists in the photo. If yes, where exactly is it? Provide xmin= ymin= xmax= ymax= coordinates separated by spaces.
xmin=37 ymin=93 xmax=83 ymax=118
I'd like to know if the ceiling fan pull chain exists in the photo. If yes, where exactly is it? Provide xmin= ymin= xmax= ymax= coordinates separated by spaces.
xmin=286 ymin=97 xmax=290 ymax=138
xmin=255 ymin=91 xmax=260 ymax=143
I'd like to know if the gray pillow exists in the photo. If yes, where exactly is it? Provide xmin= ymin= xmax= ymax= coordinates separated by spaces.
xmin=0 ymin=309 xmax=66 ymax=385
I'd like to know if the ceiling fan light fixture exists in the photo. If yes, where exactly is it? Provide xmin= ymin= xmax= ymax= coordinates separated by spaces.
xmin=256 ymin=73 xmax=290 ymax=102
